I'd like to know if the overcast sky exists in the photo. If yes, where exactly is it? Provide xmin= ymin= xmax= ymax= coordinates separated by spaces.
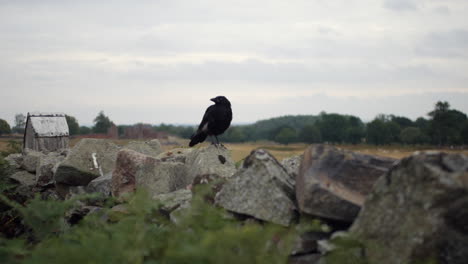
xmin=1 ymin=0 xmax=467 ymax=126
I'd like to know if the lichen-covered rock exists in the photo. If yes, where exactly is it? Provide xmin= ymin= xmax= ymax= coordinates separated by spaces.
xmin=9 ymin=171 xmax=36 ymax=186
xmin=136 ymin=161 xmax=188 ymax=196
xmin=86 ymin=173 xmax=112 ymax=196
xmin=125 ymin=140 xmax=163 ymax=157
xmin=36 ymin=152 xmax=65 ymax=186
xmin=296 ymin=145 xmax=396 ymax=222
xmin=281 ymin=154 xmax=303 ymax=179
xmin=215 ymin=149 xmax=297 ymax=226
xmin=112 ymin=149 xmax=189 ymax=197
xmin=186 ymin=145 xmax=236 ymax=179
xmin=5 ymin=153 xmax=22 ymax=169
xmin=21 ymin=150 xmax=44 ymax=173
xmin=153 ymin=189 xmax=192 ymax=212
xmin=156 ymin=148 xmax=194 ymax=163
xmin=350 ymin=152 xmax=468 ymax=264
xmin=55 ymin=139 xmax=120 ymax=186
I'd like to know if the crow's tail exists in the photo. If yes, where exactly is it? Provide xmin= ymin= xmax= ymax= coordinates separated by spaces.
xmin=189 ymin=131 xmax=208 ymax=147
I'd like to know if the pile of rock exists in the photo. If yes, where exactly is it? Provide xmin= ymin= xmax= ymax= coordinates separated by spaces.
xmin=2 ymin=139 xmax=467 ymax=264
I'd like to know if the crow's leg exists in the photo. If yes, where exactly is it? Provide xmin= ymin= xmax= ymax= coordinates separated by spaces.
xmin=209 ymin=135 xmax=216 ymax=145
xmin=215 ymin=135 xmax=220 ymax=145
xmin=215 ymin=136 xmax=225 ymax=148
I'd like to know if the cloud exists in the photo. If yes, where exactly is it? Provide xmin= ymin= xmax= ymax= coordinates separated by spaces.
xmin=434 ymin=5 xmax=450 ymax=15
xmin=383 ymin=0 xmax=418 ymax=11
xmin=415 ymin=29 xmax=468 ymax=58
xmin=1 ymin=0 xmax=468 ymax=125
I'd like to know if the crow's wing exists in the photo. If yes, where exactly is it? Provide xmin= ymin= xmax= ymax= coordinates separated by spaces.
xmin=197 ymin=105 xmax=215 ymax=132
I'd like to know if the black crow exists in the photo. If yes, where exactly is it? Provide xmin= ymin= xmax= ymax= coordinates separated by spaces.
xmin=189 ymin=96 xmax=232 ymax=147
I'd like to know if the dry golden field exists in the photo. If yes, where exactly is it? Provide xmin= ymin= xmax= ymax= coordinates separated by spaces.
xmin=2 ymin=137 xmax=468 ymax=162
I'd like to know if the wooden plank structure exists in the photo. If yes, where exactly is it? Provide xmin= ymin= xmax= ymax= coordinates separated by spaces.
xmin=23 ymin=112 xmax=69 ymax=152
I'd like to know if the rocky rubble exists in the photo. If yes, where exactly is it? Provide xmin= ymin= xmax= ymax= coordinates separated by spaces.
xmin=111 ymin=144 xmax=235 ymax=198
xmin=297 ymin=144 xmax=396 ymax=222
xmin=3 ymin=139 xmax=468 ymax=264
xmin=55 ymin=139 xmax=120 ymax=186
xmin=125 ymin=140 xmax=163 ymax=157
xmin=349 ymin=151 xmax=468 ymax=264
xmin=215 ymin=149 xmax=297 ymax=226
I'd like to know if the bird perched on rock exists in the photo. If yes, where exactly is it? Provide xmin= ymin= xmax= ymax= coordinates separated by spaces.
xmin=189 ymin=96 xmax=232 ymax=147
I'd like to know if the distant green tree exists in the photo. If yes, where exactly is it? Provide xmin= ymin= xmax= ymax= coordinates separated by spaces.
xmin=462 ymin=121 xmax=468 ymax=144
xmin=390 ymin=115 xmax=413 ymax=129
xmin=400 ymin=127 xmax=424 ymax=145
xmin=300 ymin=124 xmax=322 ymax=143
xmin=274 ymin=127 xmax=297 ymax=144
xmin=179 ymin=126 xmax=196 ymax=139
xmin=79 ymin=126 xmax=92 ymax=135
xmin=222 ymin=127 xmax=247 ymax=142
xmin=386 ymin=121 xmax=401 ymax=143
xmin=366 ymin=118 xmax=387 ymax=145
xmin=93 ymin=111 xmax=114 ymax=134
xmin=316 ymin=113 xmax=348 ymax=143
xmin=346 ymin=116 xmax=365 ymax=144
xmin=346 ymin=127 xmax=365 ymax=144
xmin=428 ymin=101 xmax=467 ymax=145
xmin=12 ymin=113 xmax=26 ymax=134
xmin=0 ymin=119 xmax=11 ymax=135
xmin=65 ymin=115 xmax=79 ymax=136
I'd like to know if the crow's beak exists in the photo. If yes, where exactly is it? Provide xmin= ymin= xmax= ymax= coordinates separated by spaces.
xmin=210 ymin=98 xmax=216 ymax=102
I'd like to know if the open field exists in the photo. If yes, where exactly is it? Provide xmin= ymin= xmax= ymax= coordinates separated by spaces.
xmin=3 ymin=137 xmax=468 ymax=162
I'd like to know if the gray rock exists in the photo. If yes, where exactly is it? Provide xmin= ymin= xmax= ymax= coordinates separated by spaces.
xmin=350 ymin=151 xmax=468 ymax=264
xmin=112 ymin=149 xmax=190 ymax=197
xmin=156 ymin=148 xmax=194 ymax=163
xmin=215 ymin=149 xmax=297 ymax=226
xmin=5 ymin=153 xmax=23 ymax=169
xmin=186 ymin=145 xmax=236 ymax=180
xmin=21 ymin=150 xmax=44 ymax=173
xmin=281 ymin=155 xmax=303 ymax=179
xmin=9 ymin=171 xmax=36 ymax=186
xmin=137 ymin=161 xmax=188 ymax=196
xmin=296 ymin=144 xmax=396 ymax=222
xmin=153 ymin=189 xmax=192 ymax=212
xmin=55 ymin=139 xmax=120 ymax=186
xmin=86 ymin=173 xmax=112 ymax=196
xmin=36 ymin=152 xmax=65 ymax=186
xmin=169 ymin=202 xmax=191 ymax=225
xmin=125 ymin=140 xmax=163 ymax=157
xmin=55 ymin=183 xmax=88 ymax=199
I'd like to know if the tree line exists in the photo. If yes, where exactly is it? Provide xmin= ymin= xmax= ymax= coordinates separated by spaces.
xmin=1 ymin=101 xmax=467 ymax=145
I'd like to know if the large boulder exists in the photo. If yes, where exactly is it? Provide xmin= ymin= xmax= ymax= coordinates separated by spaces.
xmin=156 ymin=148 xmax=194 ymax=163
xmin=281 ymin=155 xmax=303 ymax=179
xmin=36 ymin=152 xmax=65 ymax=187
xmin=349 ymin=152 xmax=468 ymax=264
xmin=86 ymin=173 xmax=112 ymax=196
xmin=153 ymin=189 xmax=192 ymax=212
xmin=296 ymin=145 xmax=396 ymax=222
xmin=125 ymin=140 xmax=163 ymax=157
xmin=112 ymin=149 xmax=189 ymax=197
xmin=21 ymin=150 xmax=44 ymax=173
xmin=215 ymin=149 xmax=297 ymax=226
xmin=54 ymin=139 xmax=120 ymax=186
xmin=186 ymin=145 xmax=236 ymax=179
xmin=4 ymin=153 xmax=23 ymax=170
xmin=9 ymin=171 xmax=36 ymax=186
